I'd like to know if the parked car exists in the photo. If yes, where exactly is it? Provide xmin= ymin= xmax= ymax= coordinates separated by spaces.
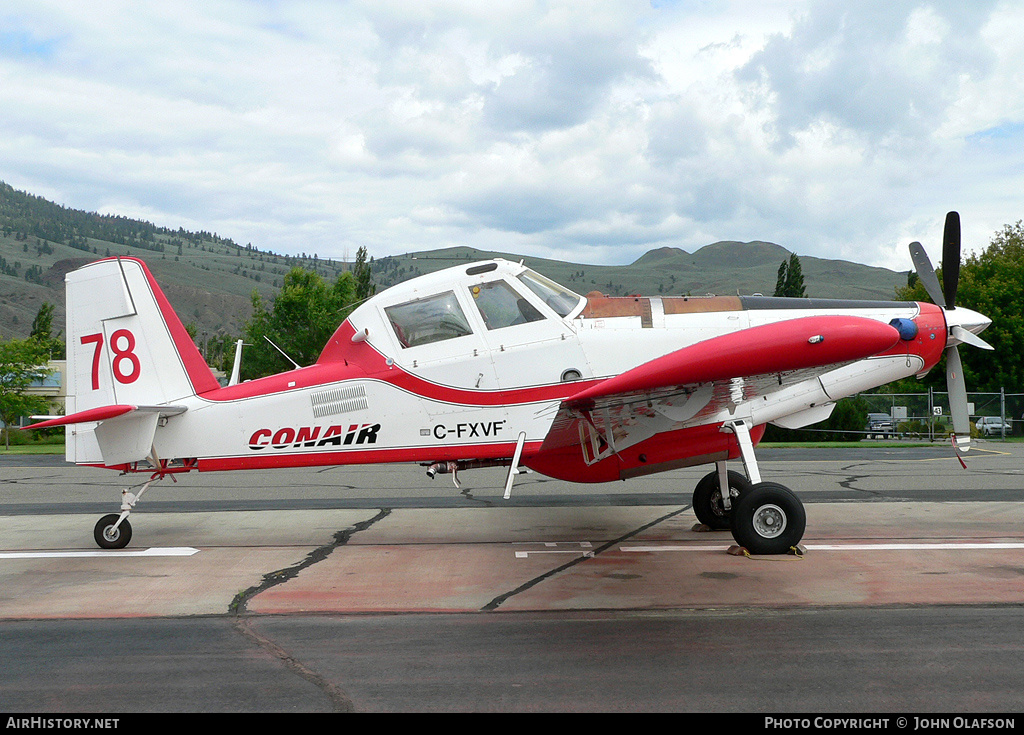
xmin=976 ymin=416 xmax=1011 ymax=437
xmin=865 ymin=412 xmax=895 ymax=439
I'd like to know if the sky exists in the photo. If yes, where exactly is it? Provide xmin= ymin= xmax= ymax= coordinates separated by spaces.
xmin=1 ymin=0 xmax=1022 ymax=274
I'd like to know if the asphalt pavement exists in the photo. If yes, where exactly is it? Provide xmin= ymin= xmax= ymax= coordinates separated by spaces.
xmin=1 ymin=442 xmax=1022 ymax=713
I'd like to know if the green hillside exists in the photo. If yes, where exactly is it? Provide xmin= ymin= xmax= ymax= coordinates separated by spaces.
xmin=0 ymin=181 xmax=351 ymax=342
xmin=372 ymin=241 xmax=907 ymax=301
xmin=1 ymin=180 xmax=909 ymax=347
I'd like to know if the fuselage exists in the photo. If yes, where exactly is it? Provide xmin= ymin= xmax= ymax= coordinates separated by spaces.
xmin=68 ymin=258 xmax=967 ymax=485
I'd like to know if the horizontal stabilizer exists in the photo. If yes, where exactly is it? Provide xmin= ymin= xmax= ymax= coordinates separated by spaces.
xmin=26 ymin=404 xmax=187 ymax=430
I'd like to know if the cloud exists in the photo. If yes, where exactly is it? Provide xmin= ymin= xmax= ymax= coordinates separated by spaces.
xmin=737 ymin=1 xmax=999 ymax=149
xmin=0 ymin=0 xmax=1021 ymax=274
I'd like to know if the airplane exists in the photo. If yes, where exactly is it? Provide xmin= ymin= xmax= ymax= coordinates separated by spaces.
xmin=28 ymin=211 xmax=992 ymax=554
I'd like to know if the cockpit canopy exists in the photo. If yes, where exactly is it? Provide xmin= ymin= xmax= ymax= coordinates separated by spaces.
xmin=352 ymin=259 xmax=585 ymax=353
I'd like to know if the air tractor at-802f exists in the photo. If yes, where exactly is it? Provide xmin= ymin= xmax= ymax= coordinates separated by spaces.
xmin=30 ymin=212 xmax=992 ymax=554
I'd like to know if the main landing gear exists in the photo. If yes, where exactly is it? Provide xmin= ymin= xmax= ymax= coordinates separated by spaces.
xmin=691 ymin=420 xmax=806 ymax=555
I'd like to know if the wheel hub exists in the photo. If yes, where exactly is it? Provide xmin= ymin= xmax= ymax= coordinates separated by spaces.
xmin=752 ymin=503 xmax=787 ymax=539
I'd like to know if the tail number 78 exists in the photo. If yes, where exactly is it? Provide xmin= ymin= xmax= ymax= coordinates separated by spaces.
xmin=81 ymin=330 xmax=141 ymax=389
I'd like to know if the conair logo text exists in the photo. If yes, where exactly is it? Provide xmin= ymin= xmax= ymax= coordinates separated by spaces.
xmin=249 ymin=423 xmax=381 ymax=451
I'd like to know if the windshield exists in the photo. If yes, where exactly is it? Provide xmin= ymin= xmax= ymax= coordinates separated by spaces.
xmin=517 ymin=270 xmax=582 ymax=318
xmin=469 ymin=280 xmax=545 ymax=330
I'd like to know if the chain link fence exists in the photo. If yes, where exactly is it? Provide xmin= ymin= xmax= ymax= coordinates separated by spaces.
xmin=857 ymin=390 xmax=1023 ymax=441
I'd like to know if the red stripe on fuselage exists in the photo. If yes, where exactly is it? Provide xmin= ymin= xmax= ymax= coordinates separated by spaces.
xmin=198 ymin=320 xmax=600 ymax=407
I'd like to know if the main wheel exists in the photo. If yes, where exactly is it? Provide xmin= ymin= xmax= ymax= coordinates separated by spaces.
xmin=94 ymin=514 xmax=132 ymax=550
xmin=730 ymin=482 xmax=805 ymax=555
xmin=692 ymin=470 xmax=751 ymax=530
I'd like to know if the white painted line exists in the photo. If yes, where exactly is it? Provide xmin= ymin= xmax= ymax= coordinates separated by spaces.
xmin=620 ymin=542 xmax=1024 ymax=553
xmin=804 ymin=542 xmax=1024 ymax=551
xmin=513 ymin=541 xmax=593 ymax=548
xmin=621 ymin=545 xmax=729 ymax=553
xmin=0 ymin=547 xmax=200 ymax=560
xmin=514 ymin=541 xmax=594 ymax=558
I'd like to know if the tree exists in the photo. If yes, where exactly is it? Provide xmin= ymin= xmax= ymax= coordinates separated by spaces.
xmin=353 ymin=245 xmax=375 ymax=301
xmin=240 ymin=267 xmax=359 ymax=380
xmin=0 ymin=338 xmax=52 ymax=449
xmin=895 ymin=220 xmax=1024 ymax=393
xmin=29 ymin=302 xmax=65 ymax=359
xmin=763 ymin=395 xmax=869 ymax=442
xmin=774 ymin=253 xmax=807 ymax=298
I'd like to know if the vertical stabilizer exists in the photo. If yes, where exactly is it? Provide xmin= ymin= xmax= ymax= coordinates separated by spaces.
xmin=65 ymin=258 xmax=218 ymax=463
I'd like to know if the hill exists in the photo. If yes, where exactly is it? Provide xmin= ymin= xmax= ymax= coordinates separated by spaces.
xmin=1 ymin=181 xmax=909 ymax=346
xmin=371 ymin=241 xmax=907 ymax=301
xmin=0 ymin=181 xmax=352 ymax=343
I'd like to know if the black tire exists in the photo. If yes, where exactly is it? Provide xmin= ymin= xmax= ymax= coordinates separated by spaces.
xmin=692 ymin=470 xmax=751 ymax=530
xmin=94 ymin=514 xmax=132 ymax=550
xmin=730 ymin=482 xmax=805 ymax=555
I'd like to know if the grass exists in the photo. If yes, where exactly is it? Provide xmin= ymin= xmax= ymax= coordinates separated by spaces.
xmin=0 ymin=442 xmax=64 ymax=454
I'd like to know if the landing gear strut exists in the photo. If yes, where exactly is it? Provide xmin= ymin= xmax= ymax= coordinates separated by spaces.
xmin=90 ymin=454 xmax=198 ymax=550
xmin=93 ymin=478 xmax=155 ymax=550
xmin=692 ymin=466 xmax=750 ymax=530
xmin=691 ymin=420 xmax=807 ymax=555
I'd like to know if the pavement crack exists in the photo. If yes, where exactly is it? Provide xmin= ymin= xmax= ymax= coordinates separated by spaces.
xmin=838 ymin=473 xmax=887 ymax=499
xmin=481 ymin=505 xmax=691 ymax=612
xmin=229 ymin=508 xmax=391 ymax=615
xmin=233 ymin=617 xmax=355 ymax=712
xmin=226 ymin=508 xmax=391 ymax=712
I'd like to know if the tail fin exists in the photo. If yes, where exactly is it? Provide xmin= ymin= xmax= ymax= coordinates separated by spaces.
xmin=61 ymin=257 xmax=219 ymax=464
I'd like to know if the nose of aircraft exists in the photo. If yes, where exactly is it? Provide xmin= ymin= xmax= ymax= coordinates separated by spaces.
xmin=945 ymin=306 xmax=994 ymax=350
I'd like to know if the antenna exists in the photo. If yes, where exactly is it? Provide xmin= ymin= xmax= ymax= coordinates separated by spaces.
xmin=263 ymin=336 xmax=301 ymax=370
xmin=228 ymin=340 xmax=249 ymax=386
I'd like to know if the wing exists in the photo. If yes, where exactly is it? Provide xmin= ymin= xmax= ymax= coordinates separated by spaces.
xmin=537 ymin=315 xmax=901 ymax=461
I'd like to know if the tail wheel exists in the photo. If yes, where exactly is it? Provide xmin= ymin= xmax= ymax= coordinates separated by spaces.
xmin=731 ymin=482 xmax=805 ymax=555
xmin=94 ymin=514 xmax=132 ymax=550
xmin=693 ymin=470 xmax=751 ymax=530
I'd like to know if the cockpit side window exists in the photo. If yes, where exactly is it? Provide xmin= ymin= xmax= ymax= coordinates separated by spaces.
xmin=469 ymin=280 xmax=545 ymax=330
xmin=517 ymin=270 xmax=582 ymax=318
xmin=384 ymin=291 xmax=473 ymax=348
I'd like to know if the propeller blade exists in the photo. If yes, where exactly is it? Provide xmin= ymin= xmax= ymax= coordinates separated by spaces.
xmin=942 ymin=211 xmax=961 ymax=310
xmin=909 ymin=241 xmax=946 ymax=308
xmin=945 ymin=345 xmax=970 ymax=452
xmin=950 ymin=325 xmax=994 ymax=351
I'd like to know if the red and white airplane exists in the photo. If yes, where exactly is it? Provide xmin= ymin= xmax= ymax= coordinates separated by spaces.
xmin=30 ymin=212 xmax=991 ymax=553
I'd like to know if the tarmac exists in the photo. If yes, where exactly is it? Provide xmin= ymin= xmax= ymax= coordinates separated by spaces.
xmin=1 ymin=442 xmax=1022 ymax=619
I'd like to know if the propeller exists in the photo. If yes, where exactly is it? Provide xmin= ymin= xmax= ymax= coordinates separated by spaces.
xmin=908 ymin=212 xmax=993 ymax=454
